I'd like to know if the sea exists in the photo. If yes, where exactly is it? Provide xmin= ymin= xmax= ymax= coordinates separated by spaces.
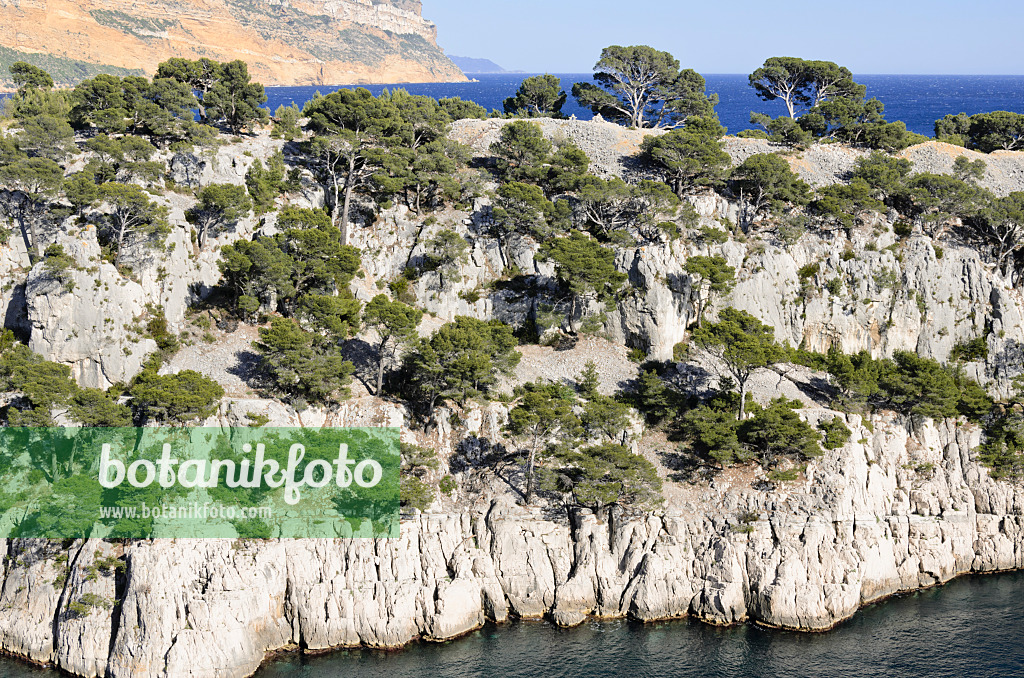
xmin=1 ymin=570 xmax=1022 ymax=677
xmin=3 ymin=73 xmax=1021 ymax=136
xmin=264 ymin=73 xmax=1024 ymax=137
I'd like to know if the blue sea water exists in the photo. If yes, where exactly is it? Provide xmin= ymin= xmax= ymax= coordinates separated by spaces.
xmin=265 ymin=73 xmax=1024 ymax=137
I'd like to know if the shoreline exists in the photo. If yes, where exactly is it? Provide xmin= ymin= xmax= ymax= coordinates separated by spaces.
xmin=233 ymin=566 xmax=1024 ymax=675
xmin=5 ymin=561 xmax=1016 ymax=678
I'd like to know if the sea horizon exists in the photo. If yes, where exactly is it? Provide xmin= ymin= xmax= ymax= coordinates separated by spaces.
xmin=265 ymin=72 xmax=1024 ymax=137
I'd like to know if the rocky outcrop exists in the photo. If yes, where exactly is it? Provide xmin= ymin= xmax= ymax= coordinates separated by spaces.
xmin=24 ymin=230 xmax=159 ymax=388
xmin=451 ymin=117 xmax=656 ymax=179
xmin=10 ymin=137 xmax=281 ymax=388
xmin=605 ymin=201 xmax=1024 ymax=388
xmin=0 ymin=413 xmax=1022 ymax=677
xmin=0 ymin=0 xmax=466 ymax=87
xmin=19 ymin=205 xmax=258 ymax=388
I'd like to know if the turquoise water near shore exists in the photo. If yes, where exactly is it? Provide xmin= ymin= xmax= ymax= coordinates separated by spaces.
xmin=1 ymin=571 xmax=1022 ymax=677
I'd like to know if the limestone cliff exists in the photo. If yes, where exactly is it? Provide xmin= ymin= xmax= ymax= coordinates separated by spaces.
xmin=0 ymin=0 xmax=467 ymax=87
xmin=4 ymin=120 xmax=1024 ymax=677
xmin=0 ymin=409 xmax=1022 ymax=677
xmin=8 ymin=123 xmax=1024 ymax=396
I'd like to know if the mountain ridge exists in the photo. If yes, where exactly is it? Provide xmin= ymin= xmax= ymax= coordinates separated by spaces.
xmin=0 ymin=0 xmax=467 ymax=87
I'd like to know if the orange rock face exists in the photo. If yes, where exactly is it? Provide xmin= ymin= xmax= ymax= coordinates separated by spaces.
xmin=0 ymin=0 xmax=467 ymax=86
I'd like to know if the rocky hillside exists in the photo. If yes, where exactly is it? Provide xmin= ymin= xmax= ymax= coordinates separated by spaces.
xmin=0 ymin=0 xmax=466 ymax=87
xmin=4 ymin=100 xmax=1024 ymax=677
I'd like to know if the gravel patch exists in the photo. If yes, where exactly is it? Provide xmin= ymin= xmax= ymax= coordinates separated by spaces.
xmin=899 ymin=142 xmax=1024 ymax=197
xmin=503 ymin=336 xmax=639 ymax=395
xmin=451 ymin=117 xmax=658 ymax=179
xmin=164 ymin=324 xmax=262 ymax=397
xmin=723 ymin=137 xmax=868 ymax=187
xmin=724 ymin=136 xmax=1024 ymax=195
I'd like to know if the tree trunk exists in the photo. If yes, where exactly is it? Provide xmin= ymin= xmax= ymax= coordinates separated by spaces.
xmin=376 ymin=338 xmax=388 ymax=395
xmin=327 ymin=168 xmax=341 ymax=237
xmin=16 ymin=203 xmax=37 ymax=260
xmin=739 ymin=187 xmax=748 ymax=232
xmin=738 ymin=379 xmax=747 ymax=421
xmin=30 ymin=216 xmax=43 ymax=259
xmin=115 ymin=220 xmax=127 ymax=268
xmin=496 ymin=232 xmax=510 ymax=270
xmin=340 ymin=172 xmax=355 ymax=247
xmin=525 ymin=446 xmax=537 ymax=503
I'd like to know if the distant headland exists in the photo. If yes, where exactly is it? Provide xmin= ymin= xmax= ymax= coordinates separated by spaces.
xmin=0 ymin=0 xmax=467 ymax=88
xmin=448 ymin=56 xmax=524 ymax=74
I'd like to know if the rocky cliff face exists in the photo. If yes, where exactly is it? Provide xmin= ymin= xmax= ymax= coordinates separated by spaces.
xmin=448 ymin=120 xmax=1024 ymax=394
xmin=0 ymin=412 xmax=1021 ymax=677
xmin=3 ymin=121 xmax=1024 ymax=677
xmin=6 ymin=124 xmax=1024 ymax=393
xmin=0 ymin=0 xmax=466 ymax=87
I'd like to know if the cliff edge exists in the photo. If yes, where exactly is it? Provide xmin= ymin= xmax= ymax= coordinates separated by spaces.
xmin=0 ymin=0 xmax=467 ymax=87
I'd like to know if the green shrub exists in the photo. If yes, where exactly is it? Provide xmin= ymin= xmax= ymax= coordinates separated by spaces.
xmin=400 ymin=475 xmax=434 ymax=511
xmin=253 ymin=319 xmax=353 ymax=405
xmin=827 ymin=348 xmax=992 ymax=422
xmin=797 ymin=262 xmax=819 ymax=280
xmin=439 ymin=475 xmax=457 ymax=495
xmin=740 ymin=398 xmax=823 ymax=461
xmin=67 ymin=593 xmax=111 ymax=618
xmin=233 ymin=517 xmax=271 ymax=539
xmin=979 ymin=410 xmax=1024 ymax=481
xmin=696 ymin=225 xmax=729 ymax=244
xmin=388 ymin=277 xmax=417 ymax=305
xmin=42 ymin=243 xmax=77 ymax=291
xmin=767 ymin=468 xmax=800 ymax=482
xmin=951 ymin=336 xmax=989 ymax=362
xmin=672 ymin=340 xmax=689 ymax=362
xmin=129 ymin=369 xmax=224 ymax=424
xmin=145 ymin=306 xmax=179 ymax=355
xmin=893 ymin=221 xmax=913 ymax=238
xmin=628 ymin=369 xmax=679 ymax=425
xmin=627 ymin=347 xmax=646 ymax=363
xmin=818 ymin=417 xmax=852 ymax=449
xmin=245 ymin=412 xmax=270 ymax=427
